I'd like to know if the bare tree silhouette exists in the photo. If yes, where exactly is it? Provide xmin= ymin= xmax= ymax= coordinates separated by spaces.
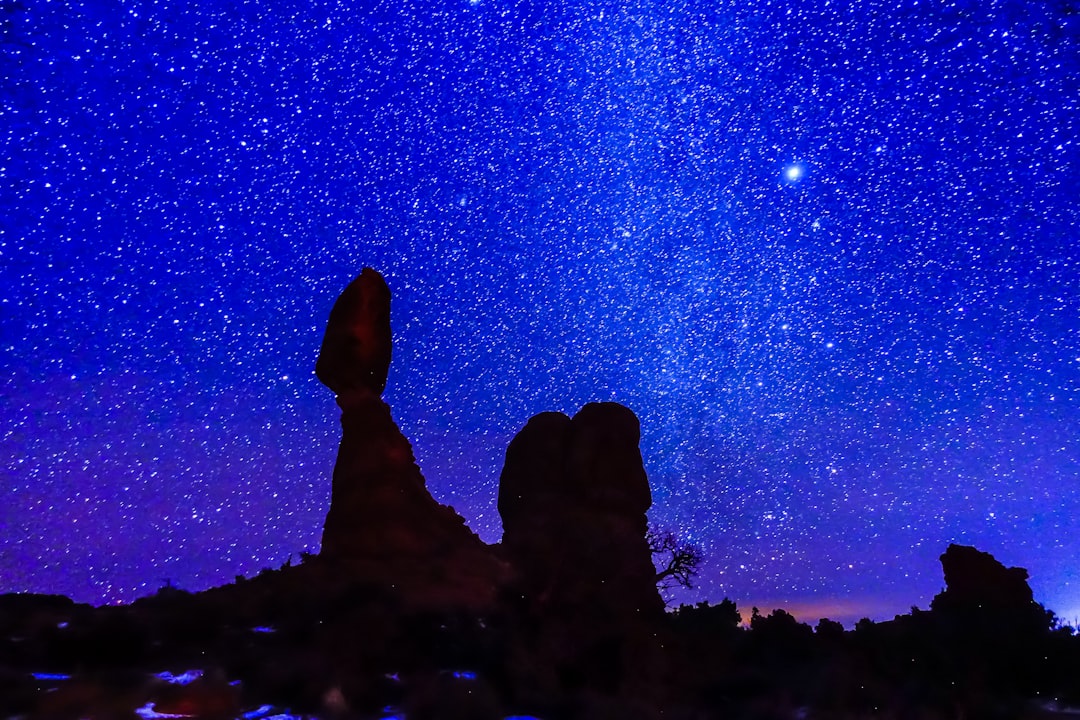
xmin=648 ymin=523 xmax=703 ymax=592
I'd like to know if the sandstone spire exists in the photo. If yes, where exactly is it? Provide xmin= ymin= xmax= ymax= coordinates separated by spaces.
xmin=315 ymin=268 xmax=503 ymax=610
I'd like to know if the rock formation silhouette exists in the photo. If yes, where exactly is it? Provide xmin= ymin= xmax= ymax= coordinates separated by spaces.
xmin=932 ymin=543 xmax=1036 ymax=612
xmin=499 ymin=404 xmax=662 ymax=619
xmin=6 ymin=267 xmax=1080 ymax=719
xmin=315 ymin=266 xmax=393 ymax=397
xmin=309 ymin=268 xmax=671 ymax=711
xmin=927 ymin=543 xmax=1057 ymax=711
xmin=315 ymin=268 xmax=504 ymax=610
xmin=498 ymin=403 xmax=665 ymax=704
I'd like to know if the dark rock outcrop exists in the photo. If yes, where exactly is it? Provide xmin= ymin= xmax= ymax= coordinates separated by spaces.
xmin=499 ymin=403 xmax=660 ymax=617
xmin=316 ymin=268 xmax=504 ymax=611
xmin=931 ymin=543 xmax=1036 ymax=612
xmin=315 ymin=269 xmax=668 ymax=709
xmin=498 ymin=402 xmax=665 ymax=705
xmin=927 ymin=545 xmax=1056 ymax=708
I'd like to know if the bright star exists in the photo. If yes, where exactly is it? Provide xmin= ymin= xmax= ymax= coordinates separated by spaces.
xmin=784 ymin=164 xmax=804 ymax=181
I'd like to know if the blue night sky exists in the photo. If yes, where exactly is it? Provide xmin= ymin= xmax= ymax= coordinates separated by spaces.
xmin=3 ymin=0 xmax=1079 ymax=626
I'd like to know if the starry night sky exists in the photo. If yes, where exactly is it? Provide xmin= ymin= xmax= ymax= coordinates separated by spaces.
xmin=3 ymin=0 xmax=1079 ymax=626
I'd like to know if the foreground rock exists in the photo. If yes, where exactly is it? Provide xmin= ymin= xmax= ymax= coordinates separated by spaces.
xmin=498 ymin=403 xmax=666 ymax=706
xmin=499 ymin=404 xmax=662 ymax=620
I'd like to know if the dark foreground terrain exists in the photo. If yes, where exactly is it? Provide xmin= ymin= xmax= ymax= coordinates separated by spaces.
xmin=3 ymin=545 xmax=1080 ymax=720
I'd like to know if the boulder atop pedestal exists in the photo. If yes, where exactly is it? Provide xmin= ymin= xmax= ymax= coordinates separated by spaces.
xmin=315 ymin=268 xmax=504 ymax=611
xmin=316 ymin=267 xmax=392 ymax=398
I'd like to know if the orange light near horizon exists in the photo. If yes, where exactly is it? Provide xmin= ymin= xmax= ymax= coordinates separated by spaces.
xmin=736 ymin=598 xmax=908 ymax=628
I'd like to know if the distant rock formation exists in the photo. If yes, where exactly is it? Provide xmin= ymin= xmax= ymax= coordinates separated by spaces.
xmin=928 ymin=547 xmax=1054 ymax=704
xmin=931 ymin=544 xmax=1035 ymax=612
xmin=498 ymin=403 xmax=665 ymax=700
xmin=316 ymin=268 xmax=504 ymax=610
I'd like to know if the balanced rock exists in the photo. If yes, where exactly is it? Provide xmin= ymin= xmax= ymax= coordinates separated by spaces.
xmin=316 ymin=268 xmax=503 ymax=610
xmin=316 ymin=267 xmax=392 ymax=397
